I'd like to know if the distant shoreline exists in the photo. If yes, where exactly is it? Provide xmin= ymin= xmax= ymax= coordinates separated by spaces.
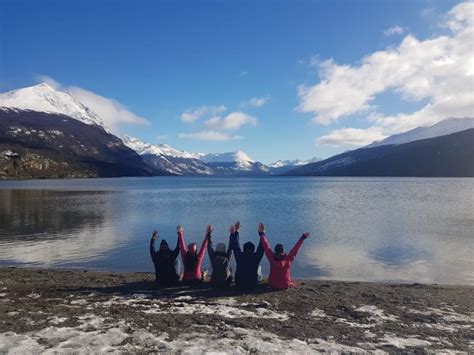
xmin=0 ymin=267 xmax=472 ymax=352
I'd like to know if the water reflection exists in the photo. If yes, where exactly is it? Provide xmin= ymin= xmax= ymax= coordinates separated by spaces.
xmin=0 ymin=177 xmax=472 ymax=285
xmin=0 ymin=189 xmax=130 ymax=266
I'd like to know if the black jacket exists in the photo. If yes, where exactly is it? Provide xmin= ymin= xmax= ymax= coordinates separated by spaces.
xmin=207 ymin=235 xmax=233 ymax=286
xmin=229 ymin=232 xmax=264 ymax=289
xmin=150 ymin=237 xmax=180 ymax=285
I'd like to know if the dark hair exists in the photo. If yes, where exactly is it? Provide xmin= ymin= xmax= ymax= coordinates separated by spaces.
xmin=243 ymin=241 xmax=255 ymax=253
xmin=274 ymin=243 xmax=284 ymax=255
xmin=184 ymin=251 xmax=198 ymax=271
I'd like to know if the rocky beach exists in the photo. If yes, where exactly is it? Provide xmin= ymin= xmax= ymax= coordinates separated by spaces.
xmin=0 ymin=267 xmax=472 ymax=353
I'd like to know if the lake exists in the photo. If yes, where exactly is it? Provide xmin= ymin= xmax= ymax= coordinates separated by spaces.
xmin=0 ymin=177 xmax=473 ymax=285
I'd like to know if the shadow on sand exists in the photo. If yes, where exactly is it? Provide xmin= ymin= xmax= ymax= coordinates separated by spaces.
xmin=62 ymin=279 xmax=277 ymax=300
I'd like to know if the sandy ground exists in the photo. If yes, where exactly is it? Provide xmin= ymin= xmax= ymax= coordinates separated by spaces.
xmin=0 ymin=267 xmax=472 ymax=354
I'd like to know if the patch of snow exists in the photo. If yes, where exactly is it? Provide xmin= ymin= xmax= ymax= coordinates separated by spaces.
xmin=0 ymin=317 xmax=379 ymax=354
xmin=379 ymin=333 xmax=431 ymax=349
xmin=143 ymin=300 xmax=289 ymax=320
xmin=364 ymin=330 xmax=377 ymax=339
xmin=174 ymin=295 xmax=194 ymax=301
xmin=311 ymin=308 xmax=327 ymax=318
xmin=122 ymin=135 xmax=202 ymax=159
xmin=0 ymin=293 xmax=7 ymax=297
xmin=355 ymin=305 xmax=399 ymax=323
xmin=70 ymin=299 xmax=87 ymax=305
xmin=268 ymin=157 xmax=321 ymax=168
xmin=408 ymin=307 xmax=473 ymax=323
xmin=27 ymin=293 xmax=40 ymax=299
xmin=49 ymin=317 xmax=68 ymax=325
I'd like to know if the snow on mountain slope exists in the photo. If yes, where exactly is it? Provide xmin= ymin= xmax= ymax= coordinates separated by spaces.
xmin=367 ymin=117 xmax=474 ymax=148
xmin=268 ymin=158 xmax=321 ymax=168
xmin=201 ymin=150 xmax=254 ymax=170
xmin=122 ymin=135 xmax=202 ymax=159
xmin=0 ymin=83 xmax=107 ymax=129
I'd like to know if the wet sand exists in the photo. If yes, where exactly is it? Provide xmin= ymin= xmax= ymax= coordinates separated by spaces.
xmin=0 ymin=267 xmax=472 ymax=353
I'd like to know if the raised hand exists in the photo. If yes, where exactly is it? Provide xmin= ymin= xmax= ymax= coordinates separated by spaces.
xmin=177 ymin=225 xmax=184 ymax=234
xmin=258 ymin=223 xmax=265 ymax=234
xmin=206 ymin=224 xmax=214 ymax=235
xmin=234 ymin=221 xmax=241 ymax=232
xmin=301 ymin=232 xmax=310 ymax=240
xmin=152 ymin=230 xmax=158 ymax=240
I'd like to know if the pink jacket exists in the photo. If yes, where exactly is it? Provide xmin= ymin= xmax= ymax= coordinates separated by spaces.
xmin=260 ymin=233 xmax=305 ymax=290
xmin=178 ymin=231 xmax=209 ymax=281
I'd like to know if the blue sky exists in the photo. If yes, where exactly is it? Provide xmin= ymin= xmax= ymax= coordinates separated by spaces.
xmin=0 ymin=0 xmax=471 ymax=163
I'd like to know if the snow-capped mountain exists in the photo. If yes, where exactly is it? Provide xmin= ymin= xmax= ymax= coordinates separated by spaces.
xmin=201 ymin=150 xmax=254 ymax=170
xmin=367 ymin=117 xmax=474 ymax=148
xmin=268 ymin=158 xmax=321 ymax=174
xmin=0 ymin=108 xmax=155 ymax=179
xmin=123 ymin=136 xmax=269 ymax=176
xmin=122 ymin=135 xmax=212 ymax=175
xmin=0 ymin=83 xmax=107 ymax=130
xmin=122 ymin=135 xmax=202 ymax=160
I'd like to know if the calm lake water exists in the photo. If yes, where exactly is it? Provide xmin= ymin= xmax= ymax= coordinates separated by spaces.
xmin=0 ymin=177 xmax=473 ymax=285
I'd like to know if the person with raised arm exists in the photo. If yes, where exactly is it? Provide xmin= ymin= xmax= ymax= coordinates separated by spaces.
xmin=207 ymin=225 xmax=233 ymax=287
xmin=229 ymin=221 xmax=265 ymax=289
xmin=149 ymin=229 xmax=180 ymax=286
xmin=258 ymin=222 xmax=310 ymax=290
xmin=177 ymin=225 xmax=210 ymax=284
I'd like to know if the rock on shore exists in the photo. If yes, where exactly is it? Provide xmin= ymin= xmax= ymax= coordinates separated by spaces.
xmin=0 ymin=267 xmax=472 ymax=353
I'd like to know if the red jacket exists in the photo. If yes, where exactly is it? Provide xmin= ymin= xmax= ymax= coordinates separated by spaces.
xmin=178 ymin=231 xmax=209 ymax=281
xmin=260 ymin=233 xmax=305 ymax=290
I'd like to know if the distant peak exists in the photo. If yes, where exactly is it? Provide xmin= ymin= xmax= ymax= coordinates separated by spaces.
xmin=34 ymin=82 xmax=55 ymax=89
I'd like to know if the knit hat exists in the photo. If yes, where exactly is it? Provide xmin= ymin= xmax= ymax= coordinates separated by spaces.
xmin=216 ymin=243 xmax=226 ymax=253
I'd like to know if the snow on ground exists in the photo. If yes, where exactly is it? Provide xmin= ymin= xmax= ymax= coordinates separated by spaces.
xmin=1 ymin=292 xmax=472 ymax=353
xmin=0 ymin=314 xmax=374 ymax=354
xmin=91 ymin=294 xmax=290 ymax=320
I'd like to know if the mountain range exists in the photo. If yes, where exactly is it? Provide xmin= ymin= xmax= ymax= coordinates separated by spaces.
xmin=286 ymin=124 xmax=474 ymax=177
xmin=0 ymin=83 xmax=472 ymax=179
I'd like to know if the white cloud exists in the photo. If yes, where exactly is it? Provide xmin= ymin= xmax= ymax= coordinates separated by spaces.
xmin=204 ymin=112 xmax=257 ymax=131
xmin=67 ymin=86 xmax=150 ymax=130
xmin=384 ymin=26 xmax=406 ymax=36
xmin=299 ymin=2 xmax=474 ymax=147
xmin=36 ymin=76 xmax=150 ymax=133
xmin=247 ymin=95 xmax=270 ymax=108
xmin=36 ymin=75 xmax=61 ymax=89
xmin=180 ymin=105 xmax=227 ymax=122
xmin=239 ymin=71 xmax=248 ymax=77
xmin=178 ymin=131 xmax=242 ymax=141
xmin=316 ymin=127 xmax=386 ymax=147
xmin=156 ymin=135 xmax=168 ymax=140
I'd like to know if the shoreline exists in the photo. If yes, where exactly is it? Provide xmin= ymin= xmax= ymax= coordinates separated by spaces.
xmin=0 ymin=267 xmax=473 ymax=353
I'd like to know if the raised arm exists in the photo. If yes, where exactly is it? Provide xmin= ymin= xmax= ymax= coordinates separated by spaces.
xmin=258 ymin=223 xmax=273 ymax=261
xmin=255 ymin=240 xmax=264 ymax=262
xmin=149 ymin=230 xmax=158 ymax=259
xmin=287 ymin=232 xmax=310 ymax=263
xmin=207 ymin=233 xmax=214 ymax=260
xmin=171 ymin=235 xmax=180 ymax=259
xmin=198 ymin=225 xmax=212 ymax=262
xmin=226 ymin=235 xmax=233 ymax=259
xmin=177 ymin=226 xmax=187 ymax=264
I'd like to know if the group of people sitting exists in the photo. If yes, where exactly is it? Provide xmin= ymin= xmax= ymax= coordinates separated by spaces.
xmin=149 ymin=222 xmax=310 ymax=290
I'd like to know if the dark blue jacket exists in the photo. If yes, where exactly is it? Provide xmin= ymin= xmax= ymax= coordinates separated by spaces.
xmin=150 ymin=237 xmax=180 ymax=285
xmin=229 ymin=232 xmax=264 ymax=289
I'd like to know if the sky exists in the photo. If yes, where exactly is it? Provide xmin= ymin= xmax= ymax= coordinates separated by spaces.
xmin=0 ymin=0 xmax=472 ymax=163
